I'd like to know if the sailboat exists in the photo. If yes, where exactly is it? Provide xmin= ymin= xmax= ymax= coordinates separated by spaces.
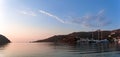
xmin=89 ymin=29 xmax=109 ymax=44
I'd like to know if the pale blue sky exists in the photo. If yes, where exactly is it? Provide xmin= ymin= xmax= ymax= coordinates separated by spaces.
xmin=0 ymin=0 xmax=119 ymax=42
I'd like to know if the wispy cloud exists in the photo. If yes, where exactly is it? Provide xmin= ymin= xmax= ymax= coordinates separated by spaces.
xmin=70 ymin=9 xmax=111 ymax=28
xmin=19 ymin=10 xmax=36 ymax=16
xmin=39 ymin=10 xmax=65 ymax=23
xmin=19 ymin=9 xmax=111 ymax=28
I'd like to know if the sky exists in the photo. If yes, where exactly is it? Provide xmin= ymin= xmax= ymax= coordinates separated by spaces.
xmin=0 ymin=0 xmax=120 ymax=43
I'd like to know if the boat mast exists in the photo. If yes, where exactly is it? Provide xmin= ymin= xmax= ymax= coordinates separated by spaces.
xmin=92 ymin=29 xmax=94 ymax=40
xmin=101 ymin=30 xmax=102 ymax=40
xmin=92 ymin=31 xmax=93 ymax=39
xmin=98 ymin=29 xmax=101 ymax=40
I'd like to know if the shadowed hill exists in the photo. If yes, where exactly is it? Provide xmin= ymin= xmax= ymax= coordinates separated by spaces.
xmin=33 ymin=35 xmax=66 ymax=42
xmin=0 ymin=34 xmax=11 ymax=44
xmin=33 ymin=29 xmax=120 ymax=44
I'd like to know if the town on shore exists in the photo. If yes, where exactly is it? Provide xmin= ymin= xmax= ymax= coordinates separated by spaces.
xmin=33 ymin=29 xmax=120 ymax=44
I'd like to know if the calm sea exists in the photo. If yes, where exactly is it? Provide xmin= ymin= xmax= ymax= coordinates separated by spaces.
xmin=0 ymin=42 xmax=120 ymax=57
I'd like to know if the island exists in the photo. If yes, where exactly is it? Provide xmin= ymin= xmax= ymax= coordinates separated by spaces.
xmin=0 ymin=34 xmax=11 ymax=45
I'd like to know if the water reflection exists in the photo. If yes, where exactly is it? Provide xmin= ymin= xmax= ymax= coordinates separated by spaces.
xmin=0 ymin=43 xmax=9 ymax=57
xmin=0 ymin=43 xmax=9 ymax=50
xmin=0 ymin=42 xmax=120 ymax=57
xmin=69 ymin=43 xmax=120 ymax=53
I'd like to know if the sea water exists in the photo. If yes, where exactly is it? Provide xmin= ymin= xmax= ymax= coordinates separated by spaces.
xmin=0 ymin=42 xmax=120 ymax=57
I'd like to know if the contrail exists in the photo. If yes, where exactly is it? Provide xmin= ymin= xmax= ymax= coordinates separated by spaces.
xmin=20 ymin=10 xmax=36 ymax=16
xmin=39 ymin=10 xmax=65 ymax=23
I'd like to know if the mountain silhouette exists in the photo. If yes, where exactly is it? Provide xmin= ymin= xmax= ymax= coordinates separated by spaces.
xmin=0 ymin=34 xmax=11 ymax=45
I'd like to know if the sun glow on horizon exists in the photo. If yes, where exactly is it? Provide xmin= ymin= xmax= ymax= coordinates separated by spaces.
xmin=0 ymin=1 xmax=53 ymax=42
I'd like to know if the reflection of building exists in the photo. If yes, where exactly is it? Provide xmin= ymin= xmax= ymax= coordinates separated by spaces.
xmin=108 ymin=30 xmax=120 ymax=43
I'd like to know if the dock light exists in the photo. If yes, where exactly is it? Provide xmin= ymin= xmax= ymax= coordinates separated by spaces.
xmin=108 ymin=35 xmax=111 ymax=37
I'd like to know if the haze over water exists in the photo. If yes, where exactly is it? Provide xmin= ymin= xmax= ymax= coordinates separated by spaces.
xmin=0 ymin=43 xmax=120 ymax=57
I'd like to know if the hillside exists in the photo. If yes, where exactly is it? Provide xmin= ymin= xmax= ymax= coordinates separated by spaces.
xmin=33 ymin=29 xmax=120 ymax=44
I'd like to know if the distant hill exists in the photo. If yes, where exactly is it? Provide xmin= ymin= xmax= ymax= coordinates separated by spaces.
xmin=33 ymin=29 xmax=120 ymax=44
xmin=33 ymin=35 xmax=66 ymax=42
xmin=0 ymin=34 xmax=11 ymax=44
